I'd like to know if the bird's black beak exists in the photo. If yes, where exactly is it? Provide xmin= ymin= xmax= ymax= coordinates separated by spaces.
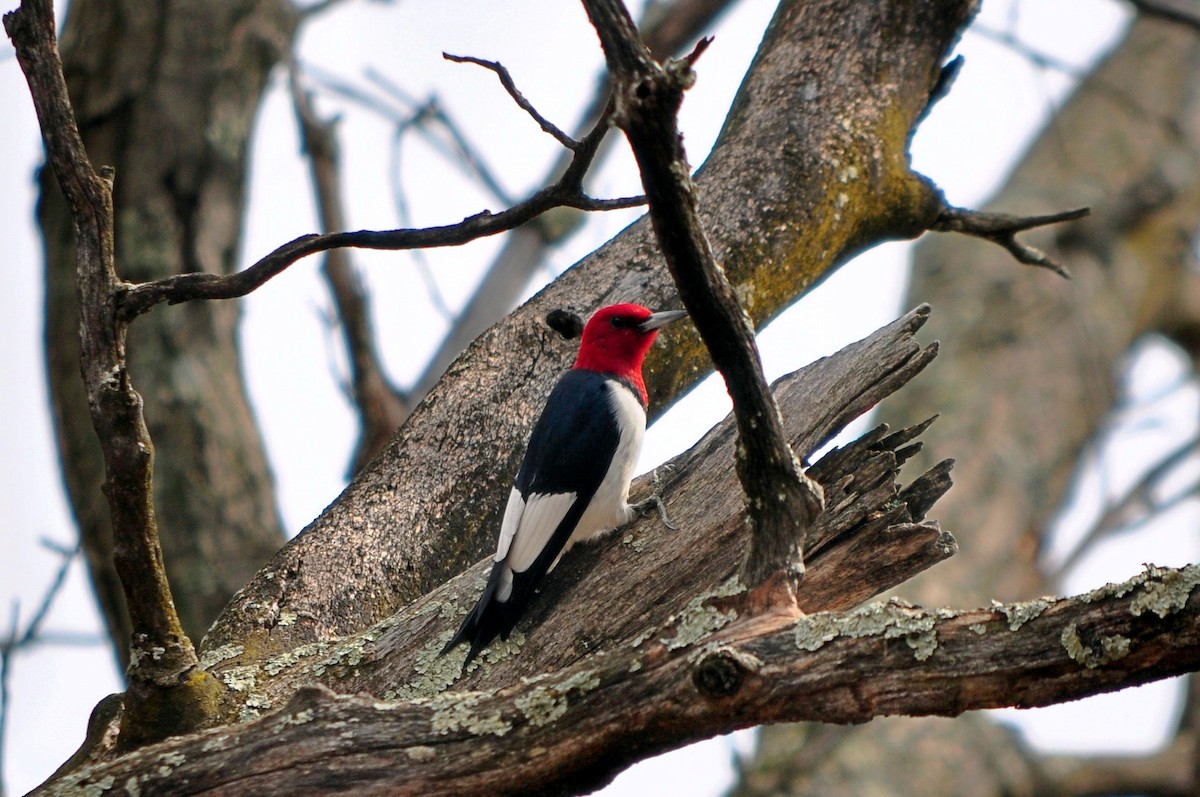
xmin=638 ymin=309 xmax=688 ymax=332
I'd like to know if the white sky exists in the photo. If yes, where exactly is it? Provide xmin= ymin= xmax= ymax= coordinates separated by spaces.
xmin=3 ymin=0 xmax=1196 ymax=794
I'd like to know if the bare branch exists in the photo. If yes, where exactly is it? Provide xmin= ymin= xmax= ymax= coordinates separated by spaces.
xmin=443 ymin=52 xmax=579 ymax=149
xmin=115 ymin=171 xmax=644 ymax=321
xmin=582 ymin=0 xmax=823 ymax=587
xmin=0 ymin=542 xmax=78 ymax=793
xmin=932 ymin=204 xmax=1091 ymax=277
xmin=1053 ymin=435 xmax=1200 ymax=579
xmin=6 ymin=0 xmax=230 ymax=746
xmin=970 ymin=24 xmax=1088 ymax=77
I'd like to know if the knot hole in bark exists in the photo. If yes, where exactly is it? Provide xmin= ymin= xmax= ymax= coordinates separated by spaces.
xmin=692 ymin=647 xmax=756 ymax=698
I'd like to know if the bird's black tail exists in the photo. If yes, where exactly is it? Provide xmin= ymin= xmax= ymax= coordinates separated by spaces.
xmin=440 ymin=561 xmax=522 ymax=669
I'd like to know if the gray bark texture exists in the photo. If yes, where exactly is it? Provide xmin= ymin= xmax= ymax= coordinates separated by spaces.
xmin=735 ymin=11 xmax=1200 ymax=797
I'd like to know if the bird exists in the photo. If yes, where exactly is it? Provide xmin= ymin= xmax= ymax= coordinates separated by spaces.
xmin=441 ymin=302 xmax=687 ymax=668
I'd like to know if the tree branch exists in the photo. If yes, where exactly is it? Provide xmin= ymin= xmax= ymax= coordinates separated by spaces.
xmin=582 ymin=0 xmax=823 ymax=588
xmin=197 ymin=307 xmax=942 ymax=704
xmin=114 ymin=109 xmax=644 ymax=322
xmin=443 ymin=53 xmax=580 ymax=149
xmin=40 ymin=564 xmax=1200 ymax=797
xmin=5 ymin=0 xmax=230 ymax=747
xmin=1053 ymin=435 xmax=1200 ymax=580
xmin=932 ymin=204 xmax=1091 ymax=278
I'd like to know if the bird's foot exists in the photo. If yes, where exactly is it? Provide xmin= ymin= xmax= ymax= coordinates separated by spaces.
xmin=633 ymin=466 xmax=678 ymax=530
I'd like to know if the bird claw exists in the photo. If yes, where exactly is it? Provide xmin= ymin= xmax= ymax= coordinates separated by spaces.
xmin=633 ymin=466 xmax=678 ymax=530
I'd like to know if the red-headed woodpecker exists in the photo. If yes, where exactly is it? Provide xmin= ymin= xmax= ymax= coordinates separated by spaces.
xmin=441 ymin=303 xmax=687 ymax=667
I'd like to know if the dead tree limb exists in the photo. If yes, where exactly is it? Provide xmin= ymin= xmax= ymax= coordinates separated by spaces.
xmin=39 ymin=562 xmax=1200 ymax=797
xmin=4 ymin=0 xmax=230 ymax=747
xmin=583 ymin=0 xmax=823 ymax=589
xmin=288 ymin=63 xmax=411 ymax=474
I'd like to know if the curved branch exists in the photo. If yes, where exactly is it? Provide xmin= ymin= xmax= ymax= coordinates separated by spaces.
xmin=289 ymin=62 xmax=412 ymax=474
xmin=6 ymin=0 xmax=229 ymax=746
xmin=115 ymin=135 xmax=644 ymax=321
xmin=443 ymin=53 xmax=579 ymax=149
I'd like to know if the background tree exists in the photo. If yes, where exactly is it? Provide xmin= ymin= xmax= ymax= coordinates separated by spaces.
xmin=734 ymin=8 xmax=1200 ymax=794
xmin=2 ymin=0 xmax=1200 ymax=792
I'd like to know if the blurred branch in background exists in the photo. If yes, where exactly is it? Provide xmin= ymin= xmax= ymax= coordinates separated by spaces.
xmin=288 ymin=61 xmax=411 ymax=475
xmin=0 ymin=540 xmax=83 ymax=797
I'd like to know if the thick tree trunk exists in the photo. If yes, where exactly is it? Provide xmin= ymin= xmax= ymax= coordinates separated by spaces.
xmin=41 ymin=0 xmax=295 ymax=666
xmin=737 ymin=12 xmax=1200 ymax=796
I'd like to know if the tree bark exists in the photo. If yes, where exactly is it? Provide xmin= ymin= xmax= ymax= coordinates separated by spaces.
xmin=40 ymin=0 xmax=295 ymax=666
xmin=22 ymin=0 xmax=1199 ymax=793
xmin=36 ymin=561 xmax=1200 ymax=796
xmin=738 ymin=11 xmax=1200 ymax=796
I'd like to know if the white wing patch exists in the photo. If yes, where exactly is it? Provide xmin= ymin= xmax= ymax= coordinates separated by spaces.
xmin=494 ymin=487 xmax=525 ymax=562
xmin=503 ymin=491 xmax=578 ymax=574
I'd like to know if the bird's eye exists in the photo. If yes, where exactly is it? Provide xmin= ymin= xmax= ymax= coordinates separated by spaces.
xmin=611 ymin=316 xmax=631 ymax=329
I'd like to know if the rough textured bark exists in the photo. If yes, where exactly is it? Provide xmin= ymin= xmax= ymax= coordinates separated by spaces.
xmin=27 ymin=0 xmax=1200 ymax=791
xmin=40 ymin=0 xmax=294 ymax=666
xmin=36 ymin=563 xmax=1200 ymax=796
xmin=738 ymin=11 xmax=1200 ymax=796
xmin=202 ymin=0 xmax=973 ymax=662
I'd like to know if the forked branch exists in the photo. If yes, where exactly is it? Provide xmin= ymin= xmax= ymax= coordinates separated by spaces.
xmin=582 ymin=0 xmax=823 ymax=588
xmin=5 ymin=0 xmax=228 ymax=747
xmin=933 ymin=204 xmax=1090 ymax=277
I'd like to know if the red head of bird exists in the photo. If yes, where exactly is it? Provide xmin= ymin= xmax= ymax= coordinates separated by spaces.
xmin=573 ymin=303 xmax=687 ymax=404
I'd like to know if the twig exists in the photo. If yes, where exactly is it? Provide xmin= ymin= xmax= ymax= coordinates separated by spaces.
xmin=0 ymin=542 xmax=78 ymax=797
xmin=970 ymin=24 xmax=1088 ymax=78
xmin=365 ymin=68 xmax=518 ymax=204
xmin=443 ymin=53 xmax=579 ymax=149
xmin=377 ymin=89 xmax=516 ymax=207
xmin=115 ymin=125 xmax=643 ymax=321
xmin=582 ymin=0 xmax=823 ymax=588
xmin=932 ymin=204 xmax=1090 ymax=277
xmin=289 ymin=61 xmax=410 ymax=474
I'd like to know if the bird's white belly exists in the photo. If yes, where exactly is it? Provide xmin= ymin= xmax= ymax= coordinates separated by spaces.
xmin=565 ymin=380 xmax=645 ymax=548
